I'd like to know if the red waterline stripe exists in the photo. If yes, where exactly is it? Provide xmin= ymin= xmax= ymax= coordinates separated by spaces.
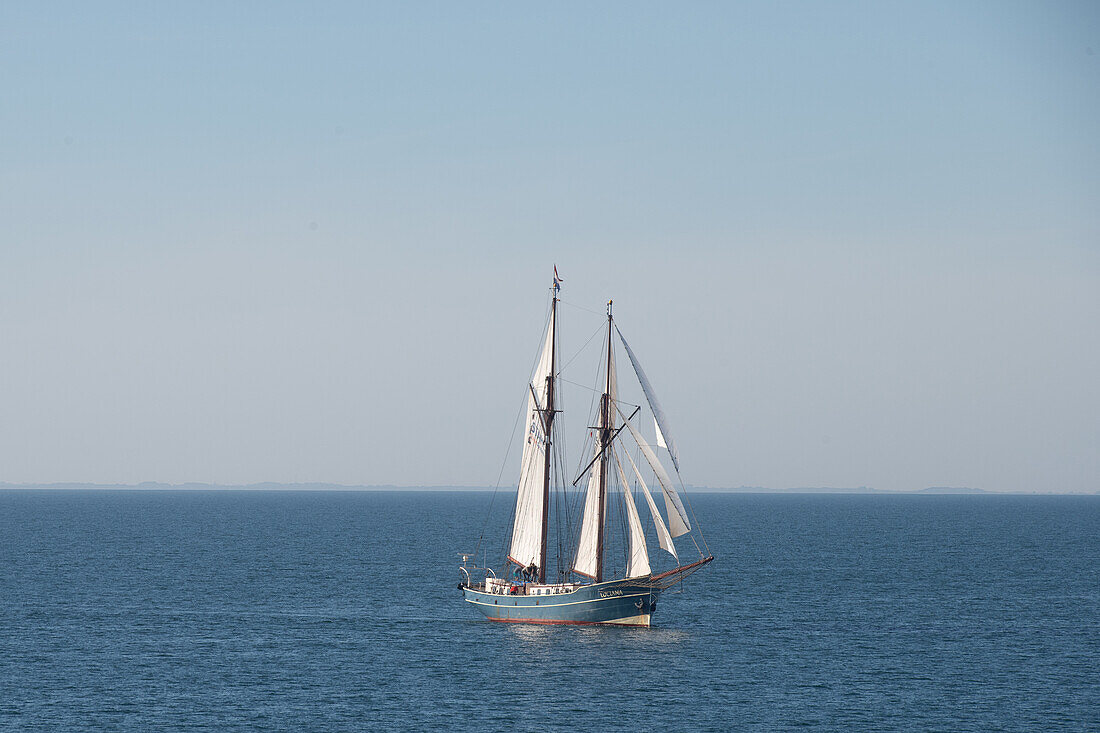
xmin=484 ymin=616 xmax=647 ymax=628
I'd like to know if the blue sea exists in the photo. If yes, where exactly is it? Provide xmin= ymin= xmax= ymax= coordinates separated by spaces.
xmin=1 ymin=491 xmax=1097 ymax=731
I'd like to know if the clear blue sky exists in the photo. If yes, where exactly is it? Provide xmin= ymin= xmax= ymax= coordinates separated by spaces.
xmin=2 ymin=2 xmax=1097 ymax=491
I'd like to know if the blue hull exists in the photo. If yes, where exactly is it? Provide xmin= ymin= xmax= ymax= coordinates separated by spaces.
xmin=461 ymin=578 xmax=661 ymax=627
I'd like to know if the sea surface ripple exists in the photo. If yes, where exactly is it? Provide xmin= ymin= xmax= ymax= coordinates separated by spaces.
xmin=1 ymin=491 xmax=1097 ymax=731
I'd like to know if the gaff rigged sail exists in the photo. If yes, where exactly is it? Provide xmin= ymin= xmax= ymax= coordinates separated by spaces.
xmin=508 ymin=309 xmax=555 ymax=569
xmin=573 ymin=336 xmax=617 ymax=578
xmin=572 ymin=455 xmax=603 ymax=578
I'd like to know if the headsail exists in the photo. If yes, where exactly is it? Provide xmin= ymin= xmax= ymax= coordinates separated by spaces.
xmin=621 ymin=445 xmax=678 ymax=560
xmin=616 ymin=326 xmax=680 ymax=473
xmin=508 ymin=308 xmax=555 ymax=569
xmin=617 ymin=406 xmax=691 ymax=537
xmin=613 ymin=451 xmax=651 ymax=577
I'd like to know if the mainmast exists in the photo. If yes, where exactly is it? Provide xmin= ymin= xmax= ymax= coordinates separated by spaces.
xmin=594 ymin=299 xmax=613 ymax=582
xmin=538 ymin=292 xmax=557 ymax=584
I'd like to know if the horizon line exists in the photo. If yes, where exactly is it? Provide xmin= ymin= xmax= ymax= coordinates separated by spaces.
xmin=0 ymin=481 xmax=1096 ymax=495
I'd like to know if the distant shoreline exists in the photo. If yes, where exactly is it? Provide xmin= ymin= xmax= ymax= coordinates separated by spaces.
xmin=0 ymin=482 xmax=1095 ymax=495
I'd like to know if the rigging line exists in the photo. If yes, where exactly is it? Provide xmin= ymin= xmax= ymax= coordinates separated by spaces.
xmin=566 ymin=439 xmax=588 ymax=546
xmin=571 ymin=369 xmax=602 ymax=482
xmin=557 ymin=376 xmax=602 ymax=393
xmin=558 ymin=298 xmax=604 ymax=316
xmin=554 ymin=333 xmax=569 ymax=506
xmin=552 ymin=454 xmax=563 ymax=580
xmin=553 ymin=401 xmax=575 ymax=581
xmin=572 ymin=432 xmax=596 ymax=494
xmin=554 ymin=441 xmax=574 ymax=581
xmin=474 ymin=386 xmax=525 ymax=560
xmin=571 ymin=405 xmax=640 ymax=486
xmin=614 ymin=462 xmax=630 ymax=578
xmin=475 ymin=363 xmax=540 ymax=560
xmin=556 ymin=376 xmax=644 ymax=415
xmin=675 ymin=471 xmax=711 ymax=558
xmin=571 ymin=330 xmax=607 ymax=481
xmin=558 ymin=321 xmax=605 ymax=375
xmin=548 ymin=401 xmax=566 ymax=577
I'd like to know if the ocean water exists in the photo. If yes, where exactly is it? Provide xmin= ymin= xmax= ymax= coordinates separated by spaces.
xmin=0 ymin=490 xmax=1097 ymax=732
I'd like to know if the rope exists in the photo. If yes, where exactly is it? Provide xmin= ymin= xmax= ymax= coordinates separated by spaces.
xmin=676 ymin=471 xmax=711 ymax=558
xmin=558 ymin=298 xmax=604 ymax=317
xmin=558 ymin=321 xmax=605 ymax=374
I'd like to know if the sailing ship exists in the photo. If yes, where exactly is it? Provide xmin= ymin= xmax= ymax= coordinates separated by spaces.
xmin=458 ymin=270 xmax=713 ymax=626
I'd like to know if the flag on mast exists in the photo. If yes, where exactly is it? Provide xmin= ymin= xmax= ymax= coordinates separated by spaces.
xmin=553 ymin=265 xmax=563 ymax=292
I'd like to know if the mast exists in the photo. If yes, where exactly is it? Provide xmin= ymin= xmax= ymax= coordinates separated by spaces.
xmin=595 ymin=299 xmax=612 ymax=582
xmin=538 ymin=293 xmax=557 ymax=584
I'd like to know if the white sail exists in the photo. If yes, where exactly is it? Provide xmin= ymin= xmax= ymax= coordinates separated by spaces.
xmin=616 ymin=327 xmax=680 ymax=473
xmin=613 ymin=451 xmax=651 ymax=578
xmin=621 ymin=446 xmax=678 ymax=560
xmin=573 ymin=337 xmax=617 ymax=578
xmin=572 ymin=458 xmax=603 ymax=578
xmin=508 ymin=309 xmax=555 ymax=569
xmin=617 ymin=406 xmax=691 ymax=537
xmin=654 ymin=417 xmax=667 ymax=450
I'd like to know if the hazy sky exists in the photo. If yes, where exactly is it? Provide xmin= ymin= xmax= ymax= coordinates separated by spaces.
xmin=2 ymin=2 xmax=1097 ymax=491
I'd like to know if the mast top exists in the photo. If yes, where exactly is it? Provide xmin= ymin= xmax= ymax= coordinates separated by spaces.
xmin=607 ymin=299 xmax=613 ymax=317
xmin=553 ymin=265 xmax=563 ymax=296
